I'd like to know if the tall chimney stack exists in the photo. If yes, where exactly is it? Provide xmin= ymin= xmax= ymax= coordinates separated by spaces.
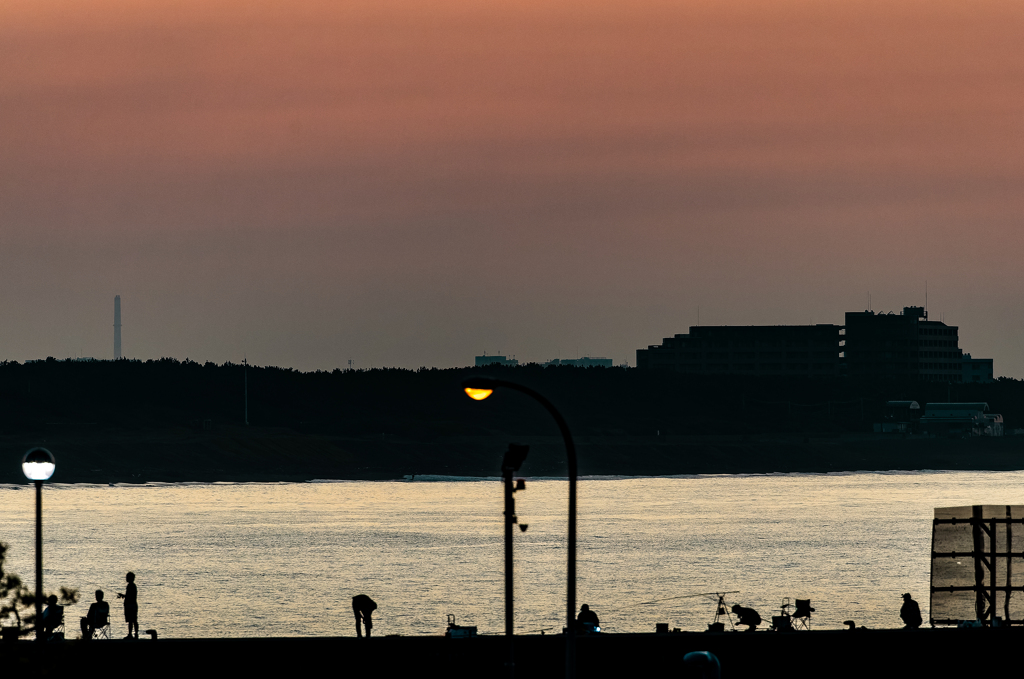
xmin=114 ymin=295 xmax=122 ymax=359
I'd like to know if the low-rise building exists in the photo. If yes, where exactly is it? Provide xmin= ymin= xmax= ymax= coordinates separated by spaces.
xmin=875 ymin=400 xmax=921 ymax=433
xmin=542 ymin=357 xmax=613 ymax=368
xmin=474 ymin=355 xmax=518 ymax=367
xmin=962 ymin=354 xmax=995 ymax=383
xmin=919 ymin=402 xmax=1003 ymax=437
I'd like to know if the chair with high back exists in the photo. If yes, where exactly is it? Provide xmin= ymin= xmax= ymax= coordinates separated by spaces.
xmin=92 ymin=605 xmax=112 ymax=640
xmin=792 ymin=599 xmax=815 ymax=630
xmin=81 ymin=600 xmax=112 ymax=640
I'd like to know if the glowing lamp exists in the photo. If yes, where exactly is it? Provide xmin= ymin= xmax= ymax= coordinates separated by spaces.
xmin=22 ymin=447 xmax=55 ymax=481
xmin=463 ymin=375 xmax=499 ymax=401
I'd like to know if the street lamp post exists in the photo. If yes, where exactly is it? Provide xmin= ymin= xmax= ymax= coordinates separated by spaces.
xmin=501 ymin=443 xmax=529 ymax=679
xmin=22 ymin=448 xmax=55 ymax=642
xmin=463 ymin=377 xmax=578 ymax=679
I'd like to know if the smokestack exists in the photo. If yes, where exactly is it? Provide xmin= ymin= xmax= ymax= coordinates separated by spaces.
xmin=114 ymin=295 xmax=122 ymax=359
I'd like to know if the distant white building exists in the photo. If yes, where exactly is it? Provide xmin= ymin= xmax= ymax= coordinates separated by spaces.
xmin=920 ymin=402 xmax=1003 ymax=437
xmin=475 ymin=355 xmax=519 ymax=367
xmin=25 ymin=357 xmax=98 ymax=363
xmin=542 ymin=357 xmax=613 ymax=368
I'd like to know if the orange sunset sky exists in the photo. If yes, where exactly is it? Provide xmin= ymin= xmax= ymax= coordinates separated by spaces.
xmin=2 ymin=0 xmax=1022 ymax=374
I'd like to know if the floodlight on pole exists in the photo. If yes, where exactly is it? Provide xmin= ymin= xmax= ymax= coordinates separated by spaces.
xmin=22 ymin=447 xmax=55 ymax=642
xmin=462 ymin=376 xmax=578 ymax=679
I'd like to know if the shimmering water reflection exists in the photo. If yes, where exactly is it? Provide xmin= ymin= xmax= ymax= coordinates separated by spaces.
xmin=1 ymin=471 xmax=1022 ymax=638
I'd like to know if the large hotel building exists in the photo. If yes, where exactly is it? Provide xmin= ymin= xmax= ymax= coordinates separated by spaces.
xmin=637 ymin=306 xmax=994 ymax=382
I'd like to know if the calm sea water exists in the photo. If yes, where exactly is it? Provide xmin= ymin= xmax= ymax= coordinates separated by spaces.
xmin=1 ymin=471 xmax=1022 ymax=638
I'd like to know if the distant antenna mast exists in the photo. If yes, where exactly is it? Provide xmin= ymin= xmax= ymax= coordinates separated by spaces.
xmin=925 ymin=281 xmax=929 ymax=318
xmin=244 ymin=357 xmax=249 ymax=426
xmin=113 ymin=295 xmax=122 ymax=359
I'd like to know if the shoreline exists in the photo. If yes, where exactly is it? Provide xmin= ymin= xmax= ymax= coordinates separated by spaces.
xmin=6 ymin=467 xmax=1021 ymax=487
xmin=3 ymin=425 xmax=1023 ymax=484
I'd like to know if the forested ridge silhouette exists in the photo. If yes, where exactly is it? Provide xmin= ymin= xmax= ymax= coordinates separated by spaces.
xmin=1 ymin=359 xmax=1022 ymax=482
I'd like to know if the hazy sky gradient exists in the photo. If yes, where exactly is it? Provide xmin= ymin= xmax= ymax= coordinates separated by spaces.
xmin=3 ymin=0 xmax=1022 ymax=373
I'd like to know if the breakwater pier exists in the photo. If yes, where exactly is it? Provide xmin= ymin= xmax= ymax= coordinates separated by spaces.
xmin=4 ymin=628 xmax=1014 ymax=678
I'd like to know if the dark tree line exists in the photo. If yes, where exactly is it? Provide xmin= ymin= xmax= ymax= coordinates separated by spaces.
xmin=1 ymin=358 xmax=1021 ymax=439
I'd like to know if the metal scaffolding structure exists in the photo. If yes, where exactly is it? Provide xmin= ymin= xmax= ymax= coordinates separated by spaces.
xmin=931 ymin=505 xmax=1024 ymax=626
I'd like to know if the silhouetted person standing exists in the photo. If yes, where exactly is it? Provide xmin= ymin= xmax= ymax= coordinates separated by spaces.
xmin=81 ymin=590 xmax=110 ymax=640
xmin=900 ymin=593 xmax=922 ymax=629
xmin=577 ymin=604 xmax=600 ymax=628
xmin=731 ymin=604 xmax=761 ymax=631
xmin=117 ymin=572 xmax=139 ymax=640
xmin=353 ymin=594 xmax=377 ymax=638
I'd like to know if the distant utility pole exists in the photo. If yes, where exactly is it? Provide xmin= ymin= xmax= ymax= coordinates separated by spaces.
xmin=114 ymin=295 xmax=122 ymax=359
xmin=244 ymin=358 xmax=249 ymax=426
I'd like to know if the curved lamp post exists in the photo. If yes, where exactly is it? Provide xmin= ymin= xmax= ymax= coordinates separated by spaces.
xmin=22 ymin=447 xmax=55 ymax=642
xmin=502 ymin=443 xmax=529 ymax=679
xmin=463 ymin=377 xmax=578 ymax=679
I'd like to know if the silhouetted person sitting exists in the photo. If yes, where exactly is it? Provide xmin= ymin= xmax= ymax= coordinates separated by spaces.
xmin=900 ymin=593 xmax=922 ymax=629
xmin=81 ymin=590 xmax=110 ymax=640
xmin=353 ymin=594 xmax=377 ymax=638
xmin=116 ymin=572 xmax=139 ymax=640
xmin=577 ymin=604 xmax=600 ymax=629
xmin=42 ymin=595 xmax=63 ymax=638
xmin=731 ymin=604 xmax=761 ymax=631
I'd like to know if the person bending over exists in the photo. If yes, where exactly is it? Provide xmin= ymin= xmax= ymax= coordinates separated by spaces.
xmin=353 ymin=594 xmax=377 ymax=638
xmin=731 ymin=604 xmax=762 ymax=631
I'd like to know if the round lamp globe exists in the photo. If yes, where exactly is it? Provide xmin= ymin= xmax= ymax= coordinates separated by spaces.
xmin=22 ymin=447 xmax=55 ymax=481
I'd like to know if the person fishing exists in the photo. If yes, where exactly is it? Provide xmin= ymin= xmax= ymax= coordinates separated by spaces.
xmin=353 ymin=594 xmax=377 ymax=638
xmin=577 ymin=606 xmax=598 ymax=630
xmin=116 ymin=572 xmax=139 ymax=640
xmin=900 ymin=593 xmax=922 ymax=629
xmin=731 ymin=604 xmax=761 ymax=631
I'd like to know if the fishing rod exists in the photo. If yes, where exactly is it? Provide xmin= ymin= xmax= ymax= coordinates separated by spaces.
xmin=639 ymin=591 xmax=741 ymax=632
xmin=638 ymin=591 xmax=739 ymax=606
